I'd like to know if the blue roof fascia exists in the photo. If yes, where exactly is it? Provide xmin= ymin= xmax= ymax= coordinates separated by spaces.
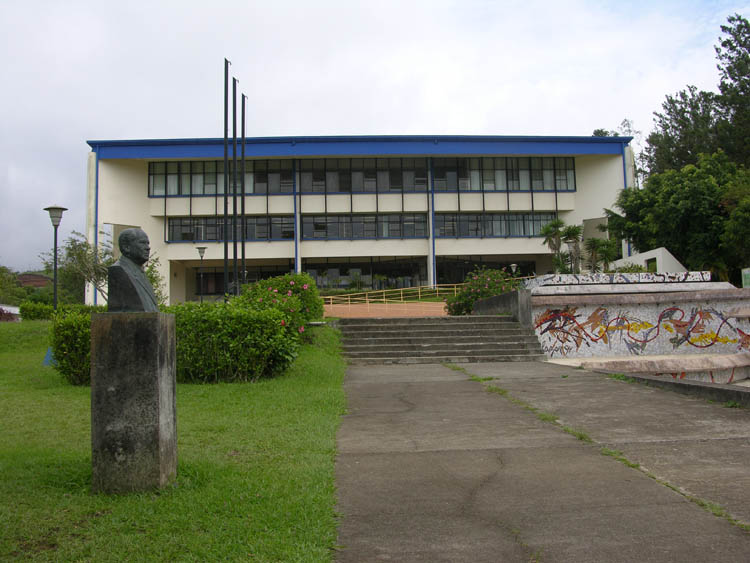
xmin=87 ymin=135 xmax=632 ymax=160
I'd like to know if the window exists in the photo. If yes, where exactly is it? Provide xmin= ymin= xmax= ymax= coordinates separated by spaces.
xmin=435 ymin=212 xmax=557 ymax=237
xmin=301 ymin=214 xmax=427 ymax=240
xmin=167 ymin=215 xmax=294 ymax=242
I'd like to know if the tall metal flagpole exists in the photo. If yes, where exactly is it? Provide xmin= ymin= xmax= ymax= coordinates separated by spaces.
xmin=241 ymin=94 xmax=247 ymax=285
xmin=232 ymin=78 xmax=239 ymax=294
xmin=223 ymin=58 xmax=231 ymax=298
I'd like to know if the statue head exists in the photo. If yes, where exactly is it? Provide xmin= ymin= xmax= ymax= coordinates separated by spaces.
xmin=119 ymin=228 xmax=150 ymax=267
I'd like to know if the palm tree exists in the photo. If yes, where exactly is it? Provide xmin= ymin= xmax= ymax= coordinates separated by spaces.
xmin=540 ymin=219 xmax=565 ymax=271
xmin=600 ymin=239 xmax=620 ymax=272
xmin=561 ymin=224 xmax=583 ymax=274
xmin=584 ymin=237 xmax=607 ymax=272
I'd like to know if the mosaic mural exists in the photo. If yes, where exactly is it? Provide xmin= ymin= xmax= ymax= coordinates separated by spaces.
xmin=525 ymin=271 xmax=711 ymax=291
xmin=534 ymin=303 xmax=750 ymax=358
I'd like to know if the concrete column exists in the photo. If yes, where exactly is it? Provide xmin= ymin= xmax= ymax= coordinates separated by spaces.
xmin=90 ymin=313 xmax=177 ymax=493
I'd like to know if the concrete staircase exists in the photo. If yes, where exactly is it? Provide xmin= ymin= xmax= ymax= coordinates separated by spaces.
xmin=338 ymin=316 xmax=545 ymax=365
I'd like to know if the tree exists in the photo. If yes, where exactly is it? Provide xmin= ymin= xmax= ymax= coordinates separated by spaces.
xmin=561 ymin=224 xmax=583 ymax=274
xmin=40 ymin=230 xmax=168 ymax=305
xmin=642 ymin=14 xmax=750 ymax=176
xmin=144 ymin=253 xmax=168 ymax=306
xmin=641 ymin=86 xmax=720 ymax=176
xmin=607 ymin=151 xmax=749 ymax=281
xmin=592 ymin=128 xmax=618 ymax=137
xmin=715 ymin=14 xmax=750 ymax=168
xmin=584 ymin=238 xmax=606 ymax=272
xmin=0 ymin=266 xmax=29 ymax=306
xmin=41 ymin=231 xmax=114 ymax=303
xmin=539 ymin=218 xmax=565 ymax=270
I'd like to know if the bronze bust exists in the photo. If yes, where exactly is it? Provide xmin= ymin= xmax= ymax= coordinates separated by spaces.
xmin=107 ymin=228 xmax=159 ymax=312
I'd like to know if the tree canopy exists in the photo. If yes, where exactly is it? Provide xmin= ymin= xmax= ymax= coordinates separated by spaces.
xmin=643 ymin=14 xmax=750 ymax=175
xmin=607 ymin=151 xmax=750 ymax=281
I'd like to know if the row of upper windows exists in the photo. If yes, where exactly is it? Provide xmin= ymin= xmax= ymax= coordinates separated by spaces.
xmin=148 ymin=157 xmax=576 ymax=197
xmin=166 ymin=212 xmax=557 ymax=242
xmin=434 ymin=212 xmax=556 ymax=238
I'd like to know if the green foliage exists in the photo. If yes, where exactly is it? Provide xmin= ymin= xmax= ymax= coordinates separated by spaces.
xmin=40 ymin=230 xmax=114 ymax=304
xmin=642 ymin=86 xmax=720 ymax=176
xmin=143 ymin=253 xmax=168 ymax=306
xmin=241 ymin=272 xmax=324 ymax=325
xmin=42 ymin=273 xmax=324 ymax=386
xmin=165 ymin=301 xmax=300 ymax=383
xmin=609 ymin=262 xmax=647 ymax=273
xmin=0 ymin=266 xmax=30 ymax=306
xmin=445 ymin=266 xmax=520 ymax=316
xmin=50 ymin=309 xmax=93 ymax=385
xmin=561 ymin=224 xmax=583 ymax=274
xmin=19 ymin=301 xmax=53 ymax=320
xmin=22 ymin=301 xmax=105 ymax=321
xmin=608 ymin=151 xmax=750 ymax=280
xmin=540 ymin=218 xmax=565 ymax=268
xmin=0 ymin=321 xmax=346 ymax=560
xmin=643 ymin=14 xmax=750 ymax=174
xmin=716 ymin=14 xmax=750 ymax=169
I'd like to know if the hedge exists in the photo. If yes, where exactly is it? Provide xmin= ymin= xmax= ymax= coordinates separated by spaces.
xmin=50 ymin=309 xmax=94 ymax=385
xmin=165 ymin=301 xmax=299 ymax=383
xmin=47 ymin=274 xmax=323 ymax=385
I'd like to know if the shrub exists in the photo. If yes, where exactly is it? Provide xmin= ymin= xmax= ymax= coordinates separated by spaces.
xmin=445 ymin=266 xmax=520 ymax=316
xmin=607 ymin=262 xmax=647 ymax=273
xmin=50 ymin=309 xmax=93 ymax=385
xmin=20 ymin=301 xmax=54 ymax=320
xmin=20 ymin=301 xmax=105 ymax=321
xmin=165 ymin=301 xmax=299 ymax=383
xmin=241 ymin=273 xmax=323 ymax=325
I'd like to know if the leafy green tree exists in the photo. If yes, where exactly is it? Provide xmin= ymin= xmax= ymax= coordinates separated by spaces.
xmin=592 ymin=128 xmax=617 ymax=137
xmin=715 ymin=13 xmax=750 ymax=168
xmin=41 ymin=230 xmax=167 ymax=304
xmin=642 ymin=15 xmax=750 ymax=175
xmin=607 ymin=151 xmax=749 ymax=281
xmin=641 ymin=86 xmax=720 ymax=176
xmin=41 ymin=231 xmax=113 ymax=304
xmin=0 ymin=266 xmax=29 ymax=306
xmin=144 ymin=253 xmax=168 ymax=306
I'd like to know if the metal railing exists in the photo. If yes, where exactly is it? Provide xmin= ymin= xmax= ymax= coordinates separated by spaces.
xmin=322 ymin=284 xmax=464 ymax=307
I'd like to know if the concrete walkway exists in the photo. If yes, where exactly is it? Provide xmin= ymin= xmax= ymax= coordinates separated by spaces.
xmin=335 ymin=361 xmax=750 ymax=562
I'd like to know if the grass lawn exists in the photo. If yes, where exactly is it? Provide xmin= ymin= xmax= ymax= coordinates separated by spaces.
xmin=0 ymin=320 xmax=347 ymax=562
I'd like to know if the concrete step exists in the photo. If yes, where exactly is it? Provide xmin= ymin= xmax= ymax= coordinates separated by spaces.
xmin=341 ymin=327 xmax=534 ymax=338
xmin=337 ymin=315 xmax=516 ymax=326
xmin=337 ymin=315 xmax=545 ymax=365
xmin=342 ymin=335 xmax=541 ymax=346
xmin=348 ymin=353 xmax=547 ymax=365
xmin=344 ymin=345 xmax=536 ymax=357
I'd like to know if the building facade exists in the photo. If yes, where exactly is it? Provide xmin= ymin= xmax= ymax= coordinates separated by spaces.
xmin=85 ymin=135 xmax=634 ymax=305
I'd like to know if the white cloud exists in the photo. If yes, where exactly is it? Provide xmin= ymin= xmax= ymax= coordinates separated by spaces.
xmin=1 ymin=0 xmax=748 ymax=270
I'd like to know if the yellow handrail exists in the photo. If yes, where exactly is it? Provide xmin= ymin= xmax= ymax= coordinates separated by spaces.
xmin=321 ymin=277 xmax=533 ymax=306
xmin=322 ymin=283 xmax=466 ymax=306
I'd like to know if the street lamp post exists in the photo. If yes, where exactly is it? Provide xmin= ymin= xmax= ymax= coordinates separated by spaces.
xmin=196 ymin=246 xmax=206 ymax=303
xmin=44 ymin=205 xmax=67 ymax=311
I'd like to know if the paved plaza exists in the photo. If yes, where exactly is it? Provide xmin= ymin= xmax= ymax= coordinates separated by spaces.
xmin=335 ymin=361 xmax=750 ymax=562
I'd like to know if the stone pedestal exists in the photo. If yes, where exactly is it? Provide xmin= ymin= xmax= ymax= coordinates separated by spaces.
xmin=90 ymin=312 xmax=176 ymax=493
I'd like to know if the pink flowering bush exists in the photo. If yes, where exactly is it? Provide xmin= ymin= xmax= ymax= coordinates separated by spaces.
xmin=445 ymin=266 xmax=520 ymax=316
xmin=240 ymin=272 xmax=323 ymax=325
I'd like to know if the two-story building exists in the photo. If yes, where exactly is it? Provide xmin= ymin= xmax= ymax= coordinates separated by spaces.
xmin=85 ymin=135 xmax=634 ymax=305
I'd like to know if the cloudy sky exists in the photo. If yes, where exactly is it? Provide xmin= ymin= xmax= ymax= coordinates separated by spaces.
xmin=1 ymin=0 xmax=747 ymax=271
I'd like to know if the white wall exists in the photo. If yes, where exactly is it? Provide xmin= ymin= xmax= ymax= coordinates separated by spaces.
xmin=611 ymin=247 xmax=687 ymax=272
